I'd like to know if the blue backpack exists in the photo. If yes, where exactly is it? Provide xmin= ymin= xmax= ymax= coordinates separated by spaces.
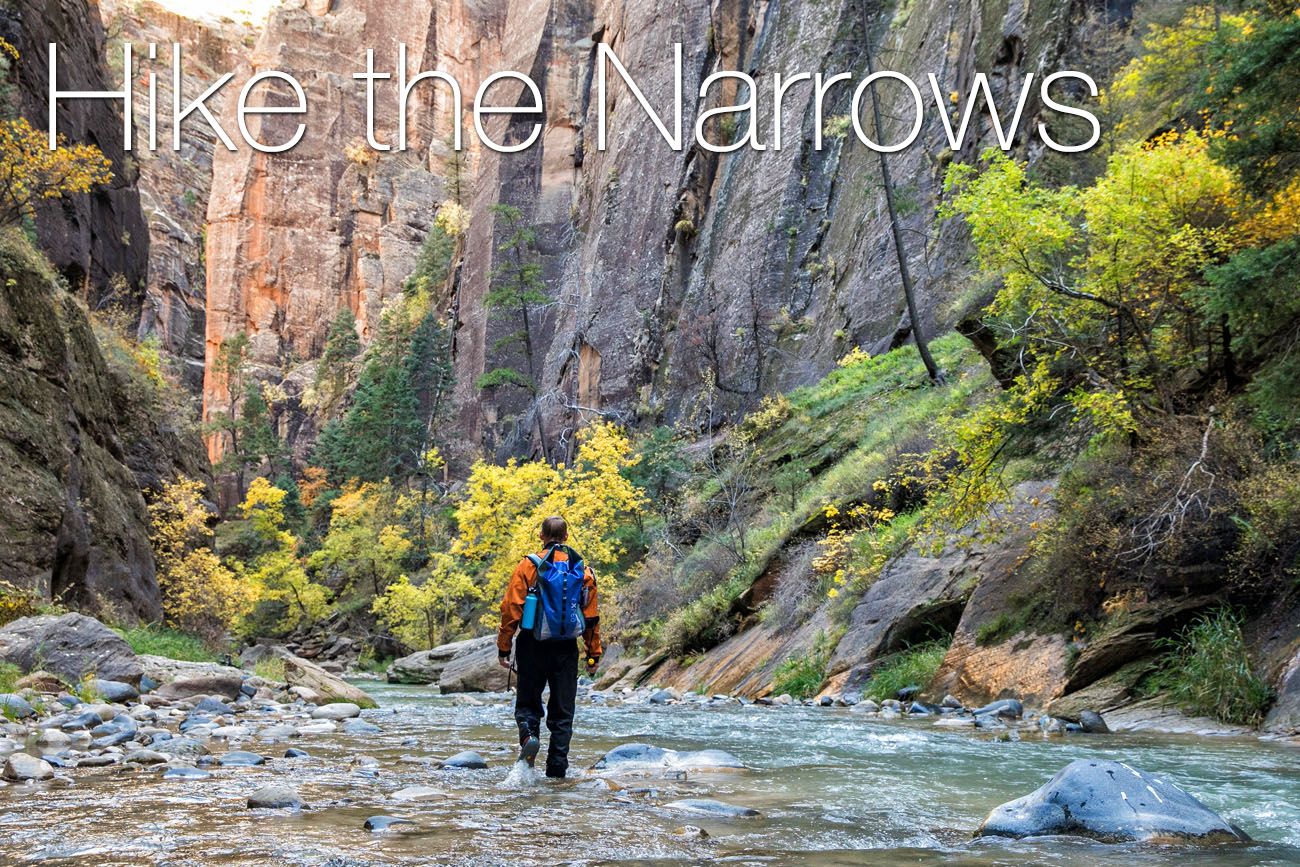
xmin=524 ymin=544 xmax=588 ymax=641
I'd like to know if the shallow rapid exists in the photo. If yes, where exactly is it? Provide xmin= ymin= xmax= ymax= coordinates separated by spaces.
xmin=1 ymin=679 xmax=1298 ymax=866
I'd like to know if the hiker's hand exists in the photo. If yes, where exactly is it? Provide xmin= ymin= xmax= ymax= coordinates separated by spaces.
xmin=498 ymin=656 xmax=511 ymax=669
xmin=586 ymin=657 xmax=599 ymax=676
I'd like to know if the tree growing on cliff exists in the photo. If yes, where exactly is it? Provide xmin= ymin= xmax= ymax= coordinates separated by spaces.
xmin=0 ymin=118 xmax=113 ymax=228
xmin=314 ymin=308 xmax=360 ymax=413
xmin=477 ymin=203 xmax=553 ymax=462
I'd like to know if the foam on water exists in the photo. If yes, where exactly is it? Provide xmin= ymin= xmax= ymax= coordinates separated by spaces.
xmin=497 ymin=758 xmax=539 ymax=789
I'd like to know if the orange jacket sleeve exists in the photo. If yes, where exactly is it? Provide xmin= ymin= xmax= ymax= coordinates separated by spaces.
xmin=582 ymin=566 xmax=602 ymax=659
xmin=497 ymin=559 xmax=532 ymax=656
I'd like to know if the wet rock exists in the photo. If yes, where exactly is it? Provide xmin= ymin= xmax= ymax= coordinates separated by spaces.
xmin=673 ymin=825 xmax=710 ymax=839
xmin=942 ymin=694 xmax=963 ymax=709
xmin=773 ymin=694 xmax=794 ymax=706
xmin=296 ymin=721 xmax=337 ymax=735
xmin=163 ymin=766 xmax=211 ymax=780
xmin=284 ymin=748 xmax=310 ymax=759
xmin=3 ymin=752 xmax=54 ymax=781
xmin=648 ymin=688 xmax=675 ymax=705
xmin=342 ymin=719 xmax=382 ymax=735
xmin=0 ymin=614 xmax=142 ymax=686
xmin=365 ymin=815 xmax=414 ymax=831
xmin=664 ymin=798 xmax=759 ymax=818
xmin=75 ymin=754 xmax=119 ymax=768
xmin=260 ymin=724 xmax=298 ymax=740
xmin=593 ymin=743 xmax=744 ymax=772
xmin=35 ymin=728 xmax=71 ymax=746
xmin=192 ymin=697 xmax=234 ymax=716
xmin=0 ymin=694 xmax=35 ymax=719
xmin=218 ymin=751 xmax=265 ymax=767
xmin=124 ymin=749 xmax=168 ymax=765
xmin=248 ymin=785 xmax=302 ymax=809
xmin=154 ymin=737 xmax=209 ymax=758
xmin=390 ymin=784 xmax=442 ymax=801
xmin=818 ymin=695 xmax=834 ymax=707
xmin=89 ymin=679 xmax=138 ymax=703
xmin=1079 ymin=710 xmax=1110 ymax=734
xmin=92 ymin=730 xmax=133 ymax=749
xmin=211 ymin=725 xmax=251 ymax=739
xmin=288 ymin=686 xmax=323 ymax=704
xmin=311 ymin=702 xmax=361 ymax=721
xmin=976 ymin=759 xmax=1250 ymax=843
xmin=439 ymin=750 xmax=488 ymax=770
xmin=972 ymin=698 xmax=1023 ymax=720
xmin=973 ymin=714 xmax=1005 ymax=730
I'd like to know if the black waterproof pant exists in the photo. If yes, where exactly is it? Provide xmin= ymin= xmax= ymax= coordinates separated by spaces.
xmin=514 ymin=632 xmax=578 ymax=777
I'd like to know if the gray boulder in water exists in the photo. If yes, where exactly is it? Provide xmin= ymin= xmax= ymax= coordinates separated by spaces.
xmin=439 ymin=750 xmax=488 ymax=769
xmin=592 ymin=743 xmax=744 ymax=772
xmin=976 ymin=759 xmax=1249 ymax=843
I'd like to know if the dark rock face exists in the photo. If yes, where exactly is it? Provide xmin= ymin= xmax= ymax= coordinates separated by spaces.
xmin=0 ymin=613 xmax=142 ymax=685
xmin=976 ymin=759 xmax=1249 ymax=843
xmin=0 ymin=0 xmax=148 ymax=307
xmin=0 ymin=237 xmax=209 ymax=619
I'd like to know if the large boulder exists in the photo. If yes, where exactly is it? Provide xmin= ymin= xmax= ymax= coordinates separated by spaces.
xmin=976 ymin=759 xmax=1249 ymax=843
xmin=438 ymin=637 xmax=508 ymax=693
xmin=274 ymin=648 xmax=375 ymax=709
xmin=0 ymin=614 xmax=141 ymax=685
xmin=154 ymin=673 xmax=244 ymax=702
xmin=137 ymin=655 xmax=245 ymax=686
xmin=387 ymin=636 xmax=491 ymax=685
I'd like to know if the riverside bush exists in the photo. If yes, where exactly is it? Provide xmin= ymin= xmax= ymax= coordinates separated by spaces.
xmin=1147 ymin=609 xmax=1273 ymax=726
xmin=863 ymin=642 xmax=947 ymax=702
xmin=771 ymin=631 xmax=831 ymax=699
xmin=115 ymin=625 xmax=218 ymax=662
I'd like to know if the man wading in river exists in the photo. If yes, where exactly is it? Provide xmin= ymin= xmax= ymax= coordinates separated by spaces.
xmin=497 ymin=516 xmax=602 ymax=778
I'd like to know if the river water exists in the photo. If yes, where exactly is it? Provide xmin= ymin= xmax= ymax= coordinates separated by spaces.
xmin=1 ymin=679 xmax=1297 ymax=866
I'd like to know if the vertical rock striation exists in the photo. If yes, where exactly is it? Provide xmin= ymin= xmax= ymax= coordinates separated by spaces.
xmin=199 ymin=0 xmax=1109 ymax=466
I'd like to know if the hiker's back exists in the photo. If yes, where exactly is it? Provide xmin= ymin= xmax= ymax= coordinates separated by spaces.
xmin=525 ymin=545 xmax=587 ymax=641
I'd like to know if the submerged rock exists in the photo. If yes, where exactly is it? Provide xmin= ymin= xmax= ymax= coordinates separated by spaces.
xmin=390 ymin=785 xmax=442 ymax=802
xmin=663 ymin=798 xmax=759 ymax=818
xmin=976 ymin=759 xmax=1249 ymax=843
xmin=218 ymin=751 xmax=266 ymax=767
xmin=284 ymin=748 xmax=310 ymax=759
xmin=248 ymin=785 xmax=303 ymax=809
xmin=365 ymin=815 xmax=415 ymax=831
xmin=439 ymin=750 xmax=488 ymax=769
xmin=163 ymin=766 xmax=211 ymax=780
xmin=593 ymin=743 xmax=745 ymax=772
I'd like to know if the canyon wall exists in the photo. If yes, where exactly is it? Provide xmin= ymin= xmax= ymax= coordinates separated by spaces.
xmin=198 ymin=0 xmax=1107 ymax=467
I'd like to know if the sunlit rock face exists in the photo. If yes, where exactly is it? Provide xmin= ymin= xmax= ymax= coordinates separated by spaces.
xmin=196 ymin=0 xmax=1108 ymax=468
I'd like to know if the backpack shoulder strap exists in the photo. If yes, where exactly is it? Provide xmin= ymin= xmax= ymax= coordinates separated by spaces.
xmin=524 ymin=554 xmax=546 ymax=590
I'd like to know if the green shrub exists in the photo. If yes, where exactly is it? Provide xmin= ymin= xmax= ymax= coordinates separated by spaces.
xmin=115 ymin=625 xmax=219 ymax=662
xmin=254 ymin=657 xmax=286 ymax=683
xmin=862 ymin=641 xmax=947 ymax=702
xmin=0 ymin=662 xmax=20 ymax=693
xmin=1146 ymin=609 xmax=1273 ymax=726
xmin=771 ymin=632 xmax=831 ymax=699
xmin=660 ymin=578 xmax=743 ymax=655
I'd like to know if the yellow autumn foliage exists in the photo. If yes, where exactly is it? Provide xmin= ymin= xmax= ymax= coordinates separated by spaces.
xmin=148 ymin=477 xmax=256 ymax=639
xmin=0 ymin=117 xmax=113 ymax=226
xmin=453 ymin=421 xmax=646 ymax=606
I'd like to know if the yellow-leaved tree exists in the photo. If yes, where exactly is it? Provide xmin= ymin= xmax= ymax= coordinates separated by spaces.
xmin=236 ymin=477 xmax=330 ymax=633
xmin=453 ymin=421 xmax=647 ymax=609
xmin=307 ymin=481 xmax=412 ymax=600
xmin=0 ymin=103 xmax=114 ymax=226
xmin=371 ymin=553 xmax=477 ymax=650
xmin=147 ymin=477 xmax=256 ymax=640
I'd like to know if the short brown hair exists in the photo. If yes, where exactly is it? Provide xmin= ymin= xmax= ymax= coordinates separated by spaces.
xmin=540 ymin=515 xmax=568 ymax=542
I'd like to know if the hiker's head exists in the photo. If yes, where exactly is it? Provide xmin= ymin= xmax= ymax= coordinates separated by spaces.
xmin=540 ymin=515 xmax=568 ymax=544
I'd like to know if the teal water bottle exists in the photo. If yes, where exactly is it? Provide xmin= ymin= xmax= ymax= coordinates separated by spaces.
xmin=521 ymin=590 xmax=538 ymax=631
